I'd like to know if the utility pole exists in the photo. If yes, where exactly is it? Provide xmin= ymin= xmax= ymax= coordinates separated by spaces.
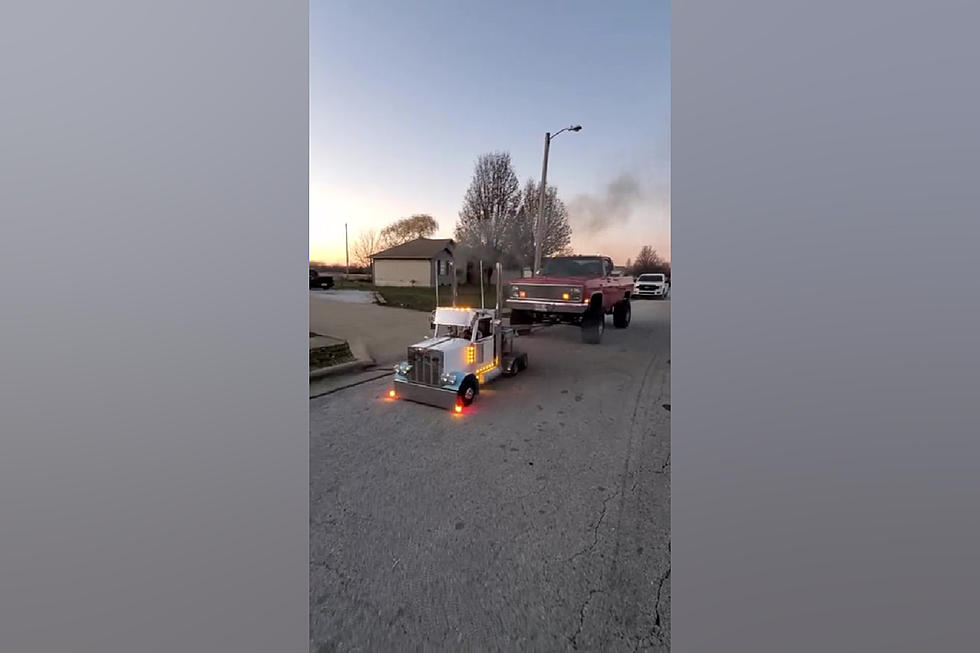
xmin=533 ymin=133 xmax=550 ymax=277
xmin=533 ymin=125 xmax=581 ymax=276
xmin=344 ymin=223 xmax=349 ymax=276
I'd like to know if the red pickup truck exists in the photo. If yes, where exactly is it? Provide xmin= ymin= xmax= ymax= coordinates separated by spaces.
xmin=506 ymin=255 xmax=634 ymax=344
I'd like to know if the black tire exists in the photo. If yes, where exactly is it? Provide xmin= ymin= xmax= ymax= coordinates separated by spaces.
xmin=457 ymin=376 xmax=478 ymax=407
xmin=509 ymin=309 xmax=533 ymax=335
xmin=613 ymin=299 xmax=631 ymax=328
xmin=581 ymin=311 xmax=605 ymax=344
xmin=509 ymin=309 xmax=532 ymax=325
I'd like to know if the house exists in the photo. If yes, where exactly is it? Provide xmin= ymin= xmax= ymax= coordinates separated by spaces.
xmin=370 ymin=238 xmax=456 ymax=287
xmin=369 ymin=237 xmax=527 ymax=288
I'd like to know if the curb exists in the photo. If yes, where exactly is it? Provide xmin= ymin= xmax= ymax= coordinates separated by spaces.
xmin=310 ymin=359 xmax=373 ymax=379
xmin=309 ymin=339 xmax=376 ymax=380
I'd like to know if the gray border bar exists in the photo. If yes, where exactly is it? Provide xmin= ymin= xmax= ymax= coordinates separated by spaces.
xmin=1 ymin=2 xmax=309 ymax=651
xmin=674 ymin=1 xmax=980 ymax=650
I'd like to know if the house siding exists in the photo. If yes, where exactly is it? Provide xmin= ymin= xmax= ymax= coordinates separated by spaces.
xmin=373 ymin=259 xmax=434 ymax=287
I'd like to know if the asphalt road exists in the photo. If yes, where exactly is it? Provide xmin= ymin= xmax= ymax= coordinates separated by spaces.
xmin=310 ymin=298 xmax=670 ymax=652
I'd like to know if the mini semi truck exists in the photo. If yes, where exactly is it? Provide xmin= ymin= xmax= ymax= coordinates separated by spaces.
xmin=391 ymin=263 xmax=527 ymax=412
xmin=507 ymin=254 xmax=634 ymax=344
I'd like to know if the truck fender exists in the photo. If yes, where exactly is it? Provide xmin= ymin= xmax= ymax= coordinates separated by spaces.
xmin=588 ymin=293 xmax=604 ymax=314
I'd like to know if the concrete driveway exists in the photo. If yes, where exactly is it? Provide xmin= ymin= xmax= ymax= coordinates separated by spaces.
xmin=310 ymin=292 xmax=431 ymax=367
xmin=310 ymin=289 xmax=376 ymax=304
xmin=310 ymin=300 xmax=670 ymax=651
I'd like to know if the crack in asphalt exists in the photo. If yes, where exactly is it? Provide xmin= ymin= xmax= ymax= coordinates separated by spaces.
xmin=654 ymin=566 xmax=670 ymax=629
xmin=642 ymin=564 xmax=672 ymax=648
xmin=568 ymin=589 xmax=603 ymax=650
xmin=565 ymin=491 xmax=619 ymax=563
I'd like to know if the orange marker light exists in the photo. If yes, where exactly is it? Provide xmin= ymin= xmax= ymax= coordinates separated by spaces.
xmin=518 ymin=291 xmax=526 ymax=298
xmin=388 ymin=389 xmax=396 ymax=398
xmin=454 ymin=403 xmax=463 ymax=414
xmin=562 ymin=292 xmax=570 ymax=300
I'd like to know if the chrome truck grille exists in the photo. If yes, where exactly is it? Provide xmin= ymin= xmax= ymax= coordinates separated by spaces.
xmin=511 ymin=284 xmax=571 ymax=301
xmin=407 ymin=347 xmax=444 ymax=386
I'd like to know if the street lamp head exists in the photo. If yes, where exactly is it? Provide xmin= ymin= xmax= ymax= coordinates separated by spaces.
xmin=570 ymin=125 xmax=582 ymax=132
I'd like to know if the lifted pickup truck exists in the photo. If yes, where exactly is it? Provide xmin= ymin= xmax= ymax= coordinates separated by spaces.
xmin=506 ymin=255 xmax=634 ymax=344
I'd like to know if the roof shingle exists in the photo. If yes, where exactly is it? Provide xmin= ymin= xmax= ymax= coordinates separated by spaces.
xmin=371 ymin=238 xmax=454 ymax=260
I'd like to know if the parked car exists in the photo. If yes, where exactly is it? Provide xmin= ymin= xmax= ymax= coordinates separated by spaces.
xmin=506 ymin=255 xmax=634 ymax=344
xmin=310 ymin=269 xmax=334 ymax=289
xmin=633 ymin=273 xmax=669 ymax=299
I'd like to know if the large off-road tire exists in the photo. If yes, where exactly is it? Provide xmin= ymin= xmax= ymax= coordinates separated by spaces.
xmin=581 ymin=311 xmax=605 ymax=344
xmin=613 ymin=298 xmax=631 ymax=328
xmin=457 ymin=376 xmax=479 ymax=407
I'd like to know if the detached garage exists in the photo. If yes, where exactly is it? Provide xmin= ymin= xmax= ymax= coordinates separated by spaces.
xmin=370 ymin=238 xmax=455 ymax=287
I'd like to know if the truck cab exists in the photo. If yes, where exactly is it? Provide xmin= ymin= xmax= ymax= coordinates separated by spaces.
xmin=506 ymin=255 xmax=634 ymax=344
xmin=392 ymin=299 xmax=527 ymax=412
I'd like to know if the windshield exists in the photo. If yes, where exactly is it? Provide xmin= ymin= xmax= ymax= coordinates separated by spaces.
xmin=639 ymin=274 xmax=664 ymax=282
xmin=538 ymin=257 xmax=604 ymax=277
xmin=434 ymin=324 xmax=472 ymax=339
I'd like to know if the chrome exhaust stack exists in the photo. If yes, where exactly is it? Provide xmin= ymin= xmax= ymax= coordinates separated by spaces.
xmin=495 ymin=261 xmax=503 ymax=320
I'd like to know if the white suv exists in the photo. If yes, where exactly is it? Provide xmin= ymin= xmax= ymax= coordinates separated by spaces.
xmin=634 ymin=273 xmax=669 ymax=299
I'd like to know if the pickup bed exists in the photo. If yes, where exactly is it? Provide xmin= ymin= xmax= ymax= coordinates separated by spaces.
xmin=506 ymin=255 xmax=633 ymax=344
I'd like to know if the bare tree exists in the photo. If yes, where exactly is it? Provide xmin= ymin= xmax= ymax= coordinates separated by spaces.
xmin=351 ymin=228 xmax=380 ymax=268
xmin=379 ymin=214 xmax=439 ymax=249
xmin=631 ymin=245 xmax=667 ymax=276
xmin=506 ymin=178 xmax=573 ymax=267
xmin=455 ymin=153 xmax=521 ymax=263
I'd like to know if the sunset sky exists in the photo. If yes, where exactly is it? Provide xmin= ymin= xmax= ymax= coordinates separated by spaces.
xmin=310 ymin=0 xmax=669 ymax=266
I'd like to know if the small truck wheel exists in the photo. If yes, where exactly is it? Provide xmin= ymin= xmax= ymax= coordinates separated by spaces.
xmin=581 ymin=312 xmax=605 ymax=344
xmin=613 ymin=299 xmax=631 ymax=328
xmin=457 ymin=376 xmax=478 ymax=407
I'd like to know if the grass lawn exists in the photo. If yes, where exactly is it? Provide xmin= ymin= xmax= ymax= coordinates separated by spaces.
xmin=380 ymin=284 xmax=500 ymax=312
xmin=333 ymin=279 xmax=503 ymax=312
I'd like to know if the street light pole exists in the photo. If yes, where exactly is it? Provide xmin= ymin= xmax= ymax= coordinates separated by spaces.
xmin=533 ymin=133 xmax=551 ymax=277
xmin=344 ymin=223 xmax=349 ymax=276
xmin=533 ymin=125 xmax=581 ymax=277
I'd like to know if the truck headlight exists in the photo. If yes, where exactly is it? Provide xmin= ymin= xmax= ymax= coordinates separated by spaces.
xmin=568 ymin=287 xmax=582 ymax=301
xmin=440 ymin=372 xmax=459 ymax=385
xmin=394 ymin=361 xmax=412 ymax=374
xmin=510 ymin=284 xmax=520 ymax=297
